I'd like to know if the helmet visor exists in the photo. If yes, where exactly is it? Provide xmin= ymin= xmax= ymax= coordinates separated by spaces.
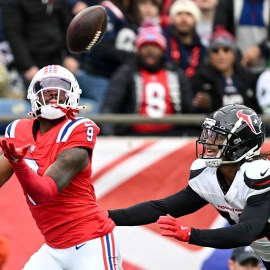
xmin=199 ymin=128 xmax=226 ymax=144
xmin=33 ymin=78 xmax=71 ymax=93
xmin=196 ymin=127 xmax=228 ymax=159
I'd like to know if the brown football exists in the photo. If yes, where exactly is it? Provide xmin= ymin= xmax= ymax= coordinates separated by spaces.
xmin=66 ymin=5 xmax=108 ymax=54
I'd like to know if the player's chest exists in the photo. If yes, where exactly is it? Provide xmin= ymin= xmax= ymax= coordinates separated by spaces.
xmin=24 ymin=134 xmax=61 ymax=175
xmin=207 ymin=176 xmax=249 ymax=222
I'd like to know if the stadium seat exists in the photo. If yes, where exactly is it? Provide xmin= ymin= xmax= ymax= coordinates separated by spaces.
xmin=0 ymin=98 xmax=31 ymax=134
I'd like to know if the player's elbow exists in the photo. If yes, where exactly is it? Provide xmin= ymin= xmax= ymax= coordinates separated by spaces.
xmin=236 ymin=237 xmax=253 ymax=246
xmin=235 ymin=231 xmax=258 ymax=246
xmin=26 ymin=189 xmax=58 ymax=206
xmin=26 ymin=176 xmax=59 ymax=205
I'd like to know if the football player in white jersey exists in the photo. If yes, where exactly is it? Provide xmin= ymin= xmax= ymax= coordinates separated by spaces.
xmin=108 ymin=104 xmax=270 ymax=270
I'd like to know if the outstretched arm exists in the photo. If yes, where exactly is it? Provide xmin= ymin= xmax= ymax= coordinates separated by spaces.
xmin=158 ymin=191 xmax=270 ymax=248
xmin=109 ymin=186 xmax=208 ymax=226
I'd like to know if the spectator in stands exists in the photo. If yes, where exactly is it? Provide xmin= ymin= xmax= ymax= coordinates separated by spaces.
xmin=191 ymin=27 xmax=260 ymax=113
xmin=193 ymin=0 xmax=219 ymax=47
xmin=228 ymin=247 xmax=262 ymax=270
xmin=0 ymin=0 xmax=24 ymax=99
xmin=164 ymin=0 xmax=207 ymax=79
xmin=72 ymin=0 xmax=137 ymax=114
xmin=159 ymin=0 xmax=173 ymax=29
xmin=133 ymin=0 xmax=163 ymax=27
xmin=0 ymin=234 xmax=8 ymax=270
xmin=256 ymin=68 xmax=270 ymax=114
xmin=67 ymin=0 xmax=101 ymax=16
xmin=213 ymin=0 xmax=270 ymax=74
xmin=2 ymin=0 xmax=73 ymax=86
xmin=101 ymin=23 xmax=194 ymax=136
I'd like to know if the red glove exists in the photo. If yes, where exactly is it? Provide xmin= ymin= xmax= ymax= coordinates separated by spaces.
xmin=0 ymin=139 xmax=30 ymax=164
xmin=157 ymin=214 xmax=191 ymax=242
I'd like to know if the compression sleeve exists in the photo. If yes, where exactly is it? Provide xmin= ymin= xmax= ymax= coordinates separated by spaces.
xmin=11 ymin=160 xmax=58 ymax=205
xmin=190 ymin=191 xmax=270 ymax=248
xmin=109 ymin=186 xmax=208 ymax=225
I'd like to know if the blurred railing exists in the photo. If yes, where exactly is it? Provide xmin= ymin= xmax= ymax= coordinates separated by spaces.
xmin=1 ymin=113 xmax=270 ymax=126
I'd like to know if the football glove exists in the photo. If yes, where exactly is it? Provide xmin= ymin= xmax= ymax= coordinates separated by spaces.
xmin=0 ymin=139 xmax=30 ymax=164
xmin=157 ymin=214 xmax=191 ymax=242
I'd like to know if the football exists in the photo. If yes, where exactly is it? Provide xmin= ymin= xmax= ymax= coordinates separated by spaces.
xmin=66 ymin=5 xmax=108 ymax=54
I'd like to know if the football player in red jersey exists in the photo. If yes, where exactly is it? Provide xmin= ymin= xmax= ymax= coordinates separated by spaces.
xmin=108 ymin=104 xmax=270 ymax=270
xmin=0 ymin=65 xmax=123 ymax=270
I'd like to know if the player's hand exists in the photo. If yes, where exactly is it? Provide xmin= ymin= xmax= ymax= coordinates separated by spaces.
xmin=0 ymin=139 xmax=31 ymax=163
xmin=157 ymin=214 xmax=191 ymax=242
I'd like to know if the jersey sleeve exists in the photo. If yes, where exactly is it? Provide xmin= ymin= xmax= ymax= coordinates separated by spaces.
xmin=58 ymin=118 xmax=100 ymax=152
xmin=4 ymin=119 xmax=32 ymax=145
xmin=244 ymin=160 xmax=270 ymax=193
xmin=189 ymin=158 xmax=207 ymax=180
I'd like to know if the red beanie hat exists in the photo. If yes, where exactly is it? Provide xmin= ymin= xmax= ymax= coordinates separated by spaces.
xmin=136 ymin=22 xmax=167 ymax=51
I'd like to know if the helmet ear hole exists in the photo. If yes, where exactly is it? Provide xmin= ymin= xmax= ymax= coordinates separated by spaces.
xmin=224 ymin=144 xmax=247 ymax=161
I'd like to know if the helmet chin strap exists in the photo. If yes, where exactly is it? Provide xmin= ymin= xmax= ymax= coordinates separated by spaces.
xmin=51 ymin=104 xmax=87 ymax=121
xmin=40 ymin=106 xmax=66 ymax=120
xmin=204 ymin=158 xmax=223 ymax=167
xmin=204 ymin=147 xmax=224 ymax=167
xmin=204 ymin=145 xmax=260 ymax=167
xmin=28 ymin=104 xmax=87 ymax=121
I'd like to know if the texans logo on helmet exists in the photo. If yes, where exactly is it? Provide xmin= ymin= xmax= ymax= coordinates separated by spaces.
xmin=236 ymin=110 xmax=262 ymax=134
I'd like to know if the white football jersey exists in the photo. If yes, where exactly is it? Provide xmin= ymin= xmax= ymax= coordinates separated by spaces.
xmin=189 ymin=158 xmax=270 ymax=261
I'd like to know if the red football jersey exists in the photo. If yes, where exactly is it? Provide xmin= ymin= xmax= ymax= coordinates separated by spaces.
xmin=5 ymin=117 xmax=115 ymax=248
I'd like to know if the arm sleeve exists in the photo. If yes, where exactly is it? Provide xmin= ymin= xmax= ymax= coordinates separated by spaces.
xmin=109 ymin=186 xmax=208 ymax=225
xmin=12 ymin=160 xmax=58 ymax=205
xmin=190 ymin=191 xmax=270 ymax=248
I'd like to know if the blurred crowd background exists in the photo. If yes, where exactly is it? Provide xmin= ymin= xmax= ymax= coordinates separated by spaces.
xmin=0 ymin=0 xmax=270 ymax=137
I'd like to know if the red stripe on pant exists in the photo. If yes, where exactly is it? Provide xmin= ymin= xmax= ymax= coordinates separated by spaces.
xmin=101 ymin=236 xmax=109 ymax=270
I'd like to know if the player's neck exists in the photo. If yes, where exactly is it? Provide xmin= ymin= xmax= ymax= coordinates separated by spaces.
xmin=219 ymin=163 xmax=240 ymax=186
xmin=38 ymin=116 xmax=67 ymax=134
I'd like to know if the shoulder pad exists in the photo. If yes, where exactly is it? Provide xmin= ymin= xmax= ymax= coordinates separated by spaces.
xmin=189 ymin=159 xmax=207 ymax=180
xmin=244 ymin=159 xmax=270 ymax=190
xmin=56 ymin=117 xmax=99 ymax=143
xmin=5 ymin=119 xmax=31 ymax=139
xmin=5 ymin=119 xmax=20 ymax=138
